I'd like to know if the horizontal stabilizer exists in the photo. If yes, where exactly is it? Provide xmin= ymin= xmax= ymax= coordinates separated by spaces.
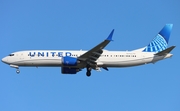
xmin=155 ymin=46 xmax=175 ymax=56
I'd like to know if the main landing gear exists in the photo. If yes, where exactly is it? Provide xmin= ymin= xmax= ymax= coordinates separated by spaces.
xmin=86 ymin=67 xmax=91 ymax=77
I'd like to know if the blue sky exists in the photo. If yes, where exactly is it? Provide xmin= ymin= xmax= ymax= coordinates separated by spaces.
xmin=0 ymin=0 xmax=180 ymax=111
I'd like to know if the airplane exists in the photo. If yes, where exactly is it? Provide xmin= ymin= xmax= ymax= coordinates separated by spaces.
xmin=1 ymin=24 xmax=175 ymax=77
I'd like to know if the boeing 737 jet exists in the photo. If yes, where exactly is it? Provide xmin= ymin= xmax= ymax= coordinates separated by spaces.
xmin=2 ymin=24 xmax=175 ymax=76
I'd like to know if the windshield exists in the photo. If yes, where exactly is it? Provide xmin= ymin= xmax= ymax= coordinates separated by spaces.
xmin=9 ymin=54 xmax=14 ymax=56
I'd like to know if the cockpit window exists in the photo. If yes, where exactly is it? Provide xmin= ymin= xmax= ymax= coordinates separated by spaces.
xmin=9 ymin=54 xmax=14 ymax=56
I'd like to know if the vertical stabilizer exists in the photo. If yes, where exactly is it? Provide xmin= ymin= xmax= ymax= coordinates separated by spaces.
xmin=143 ymin=24 xmax=173 ymax=52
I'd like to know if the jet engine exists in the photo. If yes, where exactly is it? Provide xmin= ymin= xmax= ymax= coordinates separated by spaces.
xmin=61 ymin=67 xmax=80 ymax=74
xmin=62 ymin=56 xmax=79 ymax=66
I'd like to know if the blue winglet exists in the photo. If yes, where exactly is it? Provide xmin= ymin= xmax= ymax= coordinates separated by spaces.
xmin=106 ymin=29 xmax=114 ymax=41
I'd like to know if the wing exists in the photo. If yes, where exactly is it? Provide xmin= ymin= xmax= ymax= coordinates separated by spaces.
xmin=78 ymin=29 xmax=114 ymax=69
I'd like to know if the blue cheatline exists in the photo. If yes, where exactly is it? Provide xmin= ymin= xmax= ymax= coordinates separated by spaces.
xmin=143 ymin=24 xmax=173 ymax=52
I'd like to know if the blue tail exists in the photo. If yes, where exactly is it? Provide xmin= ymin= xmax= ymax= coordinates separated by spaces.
xmin=143 ymin=24 xmax=173 ymax=52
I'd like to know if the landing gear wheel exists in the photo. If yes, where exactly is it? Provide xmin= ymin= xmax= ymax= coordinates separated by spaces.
xmin=86 ymin=71 xmax=91 ymax=77
xmin=16 ymin=69 xmax=20 ymax=74
xmin=86 ymin=65 xmax=92 ymax=77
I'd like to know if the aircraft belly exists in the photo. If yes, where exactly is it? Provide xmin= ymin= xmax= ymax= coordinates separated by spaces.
xmin=101 ymin=58 xmax=152 ymax=67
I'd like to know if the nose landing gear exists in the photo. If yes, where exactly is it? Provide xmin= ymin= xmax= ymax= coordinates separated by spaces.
xmin=10 ymin=64 xmax=20 ymax=74
xmin=16 ymin=69 xmax=20 ymax=74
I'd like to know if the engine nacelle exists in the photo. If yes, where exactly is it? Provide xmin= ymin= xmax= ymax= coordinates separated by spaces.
xmin=62 ymin=56 xmax=78 ymax=66
xmin=61 ymin=67 xmax=79 ymax=74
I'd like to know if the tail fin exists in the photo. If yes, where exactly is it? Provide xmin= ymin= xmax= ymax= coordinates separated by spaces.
xmin=143 ymin=24 xmax=173 ymax=52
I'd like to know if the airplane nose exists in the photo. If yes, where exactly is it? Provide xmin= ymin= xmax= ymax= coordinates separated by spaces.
xmin=1 ymin=57 xmax=7 ymax=63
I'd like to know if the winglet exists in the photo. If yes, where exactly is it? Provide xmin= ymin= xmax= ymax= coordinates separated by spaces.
xmin=106 ymin=29 xmax=114 ymax=41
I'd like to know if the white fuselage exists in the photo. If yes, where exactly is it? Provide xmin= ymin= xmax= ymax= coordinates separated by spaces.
xmin=1 ymin=24 xmax=175 ymax=76
xmin=2 ymin=50 xmax=172 ymax=68
xmin=1 ymin=24 xmax=174 ymax=76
